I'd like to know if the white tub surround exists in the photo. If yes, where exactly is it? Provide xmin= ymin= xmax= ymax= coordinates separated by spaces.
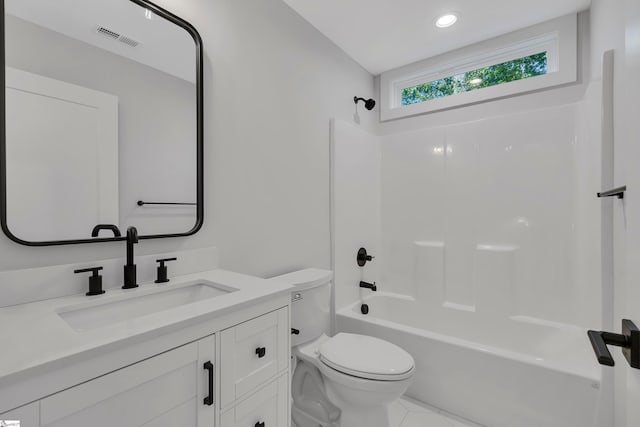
xmin=0 ymin=268 xmax=292 ymax=422
xmin=338 ymin=294 xmax=602 ymax=427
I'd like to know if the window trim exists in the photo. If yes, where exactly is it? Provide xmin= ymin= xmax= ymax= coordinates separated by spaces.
xmin=380 ymin=14 xmax=577 ymax=121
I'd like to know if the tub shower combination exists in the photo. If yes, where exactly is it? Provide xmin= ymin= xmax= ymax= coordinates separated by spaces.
xmin=338 ymin=293 xmax=601 ymax=427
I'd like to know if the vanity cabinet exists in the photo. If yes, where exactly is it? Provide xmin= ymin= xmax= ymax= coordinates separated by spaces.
xmin=220 ymin=308 xmax=289 ymax=408
xmin=0 ymin=301 xmax=290 ymax=427
xmin=219 ymin=308 xmax=290 ymax=427
xmin=39 ymin=335 xmax=215 ymax=427
xmin=220 ymin=374 xmax=288 ymax=427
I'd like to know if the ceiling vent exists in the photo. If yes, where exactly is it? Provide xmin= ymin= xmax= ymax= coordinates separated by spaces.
xmin=96 ymin=26 xmax=141 ymax=48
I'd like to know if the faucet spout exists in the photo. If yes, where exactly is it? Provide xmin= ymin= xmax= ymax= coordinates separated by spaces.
xmin=359 ymin=281 xmax=377 ymax=292
xmin=123 ymin=226 xmax=139 ymax=289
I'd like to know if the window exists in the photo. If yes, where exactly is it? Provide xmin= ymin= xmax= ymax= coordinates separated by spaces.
xmin=379 ymin=14 xmax=578 ymax=121
xmin=401 ymin=52 xmax=548 ymax=106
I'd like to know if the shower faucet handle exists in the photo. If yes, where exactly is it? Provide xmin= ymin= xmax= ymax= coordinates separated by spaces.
xmin=357 ymin=247 xmax=375 ymax=267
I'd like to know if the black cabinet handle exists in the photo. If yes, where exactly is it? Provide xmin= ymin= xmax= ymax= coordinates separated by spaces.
xmin=203 ymin=361 xmax=214 ymax=406
xmin=255 ymin=347 xmax=266 ymax=358
xmin=291 ymin=328 xmax=300 ymax=335
xmin=255 ymin=422 xmax=265 ymax=427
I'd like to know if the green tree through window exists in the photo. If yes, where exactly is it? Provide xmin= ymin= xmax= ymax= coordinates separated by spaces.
xmin=401 ymin=52 xmax=548 ymax=106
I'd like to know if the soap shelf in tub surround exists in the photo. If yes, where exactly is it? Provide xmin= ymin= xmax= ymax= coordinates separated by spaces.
xmin=0 ymin=268 xmax=293 ymax=427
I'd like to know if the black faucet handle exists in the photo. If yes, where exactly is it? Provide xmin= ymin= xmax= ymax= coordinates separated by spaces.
xmin=74 ymin=266 xmax=105 ymax=296
xmin=155 ymin=257 xmax=178 ymax=283
xmin=74 ymin=266 xmax=104 ymax=275
xmin=357 ymin=247 xmax=375 ymax=267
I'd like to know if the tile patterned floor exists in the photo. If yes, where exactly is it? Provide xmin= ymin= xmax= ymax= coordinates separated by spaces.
xmin=390 ymin=397 xmax=484 ymax=427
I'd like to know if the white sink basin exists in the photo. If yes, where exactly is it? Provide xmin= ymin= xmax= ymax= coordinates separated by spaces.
xmin=58 ymin=281 xmax=237 ymax=332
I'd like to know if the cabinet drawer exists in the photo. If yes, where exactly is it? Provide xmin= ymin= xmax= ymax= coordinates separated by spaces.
xmin=220 ymin=307 xmax=289 ymax=407
xmin=220 ymin=375 xmax=288 ymax=427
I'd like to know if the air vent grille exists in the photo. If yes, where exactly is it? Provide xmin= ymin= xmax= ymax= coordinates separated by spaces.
xmin=96 ymin=26 xmax=120 ymax=40
xmin=95 ymin=26 xmax=142 ymax=48
xmin=118 ymin=36 xmax=140 ymax=48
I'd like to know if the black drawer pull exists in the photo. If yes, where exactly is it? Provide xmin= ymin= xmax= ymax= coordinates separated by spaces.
xmin=255 ymin=347 xmax=266 ymax=358
xmin=203 ymin=361 xmax=214 ymax=406
xmin=255 ymin=422 xmax=265 ymax=427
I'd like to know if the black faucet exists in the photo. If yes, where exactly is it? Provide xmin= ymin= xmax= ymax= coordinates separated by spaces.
xmin=359 ymin=281 xmax=377 ymax=291
xmin=123 ymin=226 xmax=139 ymax=289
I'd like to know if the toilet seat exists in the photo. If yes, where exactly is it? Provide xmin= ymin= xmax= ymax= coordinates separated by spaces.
xmin=319 ymin=333 xmax=414 ymax=381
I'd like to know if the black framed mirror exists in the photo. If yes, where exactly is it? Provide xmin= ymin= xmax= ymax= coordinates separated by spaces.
xmin=0 ymin=0 xmax=203 ymax=246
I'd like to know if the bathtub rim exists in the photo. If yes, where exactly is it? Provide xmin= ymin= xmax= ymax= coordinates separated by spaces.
xmin=338 ymin=292 xmax=601 ymax=384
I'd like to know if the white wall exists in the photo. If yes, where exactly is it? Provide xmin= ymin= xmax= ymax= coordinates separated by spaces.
xmin=0 ymin=0 xmax=375 ymax=279
xmin=331 ymin=120 xmax=380 ymax=311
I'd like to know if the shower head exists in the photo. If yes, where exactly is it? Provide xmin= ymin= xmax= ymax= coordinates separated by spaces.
xmin=354 ymin=96 xmax=376 ymax=111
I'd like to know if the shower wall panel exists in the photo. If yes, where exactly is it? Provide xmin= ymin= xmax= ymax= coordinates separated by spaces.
xmin=380 ymin=104 xmax=600 ymax=328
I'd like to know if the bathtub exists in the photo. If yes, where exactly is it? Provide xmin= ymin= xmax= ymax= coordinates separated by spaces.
xmin=336 ymin=293 xmax=603 ymax=427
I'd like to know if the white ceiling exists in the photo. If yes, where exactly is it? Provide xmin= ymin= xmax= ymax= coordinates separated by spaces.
xmin=282 ymin=0 xmax=591 ymax=75
xmin=6 ymin=0 xmax=196 ymax=83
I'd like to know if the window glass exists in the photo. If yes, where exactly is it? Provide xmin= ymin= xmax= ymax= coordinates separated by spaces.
xmin=401 ymin=52 xmax=548 ymax=106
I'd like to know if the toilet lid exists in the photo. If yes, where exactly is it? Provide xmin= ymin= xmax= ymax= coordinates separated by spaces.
xmin=319 ymin=333 xmax=414 ymax=381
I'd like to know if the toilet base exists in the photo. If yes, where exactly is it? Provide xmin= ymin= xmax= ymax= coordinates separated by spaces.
xmin=338 ymin=404 xmax=390 ymax=427
xmin=292 ymin=405 xmax=339 ymax=427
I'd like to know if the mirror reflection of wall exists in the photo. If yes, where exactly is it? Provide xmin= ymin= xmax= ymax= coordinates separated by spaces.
xmin=4 ymin=0 xmax=199 ymax=242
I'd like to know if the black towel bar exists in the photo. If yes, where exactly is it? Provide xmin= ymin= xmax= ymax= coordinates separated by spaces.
xmin=137 ymin=201 xmax=196 ymax=206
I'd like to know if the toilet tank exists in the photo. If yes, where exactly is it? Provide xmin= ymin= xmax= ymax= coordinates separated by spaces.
xmin=270 ymin=268 xmax=332 ymax=346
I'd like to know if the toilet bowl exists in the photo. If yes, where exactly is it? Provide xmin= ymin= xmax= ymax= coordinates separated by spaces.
xmin=270 ymin=269 xmax=415 ymax=427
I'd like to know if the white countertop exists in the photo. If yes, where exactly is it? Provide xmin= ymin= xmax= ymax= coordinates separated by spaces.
xmin=0 ymin=269 xmax=292 ymax=385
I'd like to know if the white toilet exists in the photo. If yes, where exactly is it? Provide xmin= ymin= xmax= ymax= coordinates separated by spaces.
xmin=272 ymin=269 xmax=415 ymax=427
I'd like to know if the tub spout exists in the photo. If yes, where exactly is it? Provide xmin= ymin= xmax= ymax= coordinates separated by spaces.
xmin=359 ymin=281 xmax=377 ymax=291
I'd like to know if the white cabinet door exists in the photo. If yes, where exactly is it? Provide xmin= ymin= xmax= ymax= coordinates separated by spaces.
xmin=0 ymin=402 xmax=39 ymax=427
xmin=220 ymin=375 xmax=289 ymax=427
xmin=40 ymin=336 xmax=215 ymax=427
xmin=220 ymin=308 xmax=289 ymax=408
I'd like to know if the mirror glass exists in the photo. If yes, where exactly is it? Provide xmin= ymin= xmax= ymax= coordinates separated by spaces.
xmin=1 ymin=0 xmax=202 ymax=245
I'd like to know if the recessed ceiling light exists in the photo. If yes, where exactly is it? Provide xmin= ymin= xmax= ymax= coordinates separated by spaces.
xmin=436 ymin=13 xmax=458 ymax=28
